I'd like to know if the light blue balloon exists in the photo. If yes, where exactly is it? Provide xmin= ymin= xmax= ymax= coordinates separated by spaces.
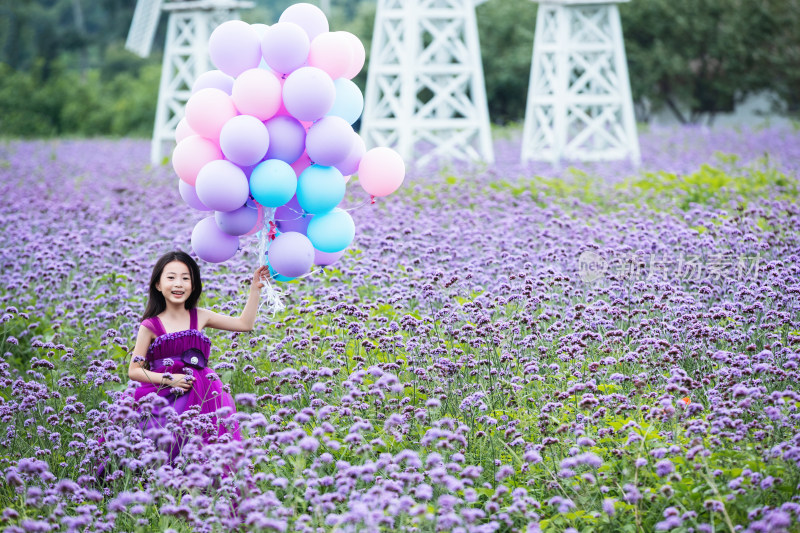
xmin=306 ymin=207 xmax=355 ymax=253
xmin=328 ymin=78 xmax=364 ymax=125
xmin=296 ymin=165 xmax=345 ymax=214
xmin=249 ymin=159 xmax=297 ymax=208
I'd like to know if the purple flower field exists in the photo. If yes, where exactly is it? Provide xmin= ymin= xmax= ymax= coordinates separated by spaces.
xmin=1 ymin=124 xmax=799 ymax=532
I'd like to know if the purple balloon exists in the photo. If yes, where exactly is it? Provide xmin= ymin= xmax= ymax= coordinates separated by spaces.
xmin=283 ymin=67 xmax=335 ymax=122
xmin=261 ymin=22 xmax=310 ymax=74
xmin=275 ymin=194 xmax=311 ymax=234
xmin=178 ymin=179 xmax=210 ymax=211
xmin=314 ymin=248 xmax=345 ymax=267
xmin=209 ymin=20 xmax=262 ymax=78
xmin=251 ymin=23 xmax=270 ymax=40
xmin=268 ymin=231 xmax=315 ymax=278
xmin=279 ymin=3 xmax=329 ymax=41
xmin=195 ymin=160 xmax=250 ymax=212
xmin=265 ymin=115 xmax=306 ymax=164
xmin=192 ymin=216 xmax=240 ymax=263
xmin=192 ymin=70 xmax=235 ymax=94
xmin=305 ymin=116 xmax=355 ymax=166
xmin=220 ymin=115 xmax=270 ymax=167
xmin=335 ymin=133 xmax=365 ymax=176
xmin=215 ymin=204 xmax=259 ymax=236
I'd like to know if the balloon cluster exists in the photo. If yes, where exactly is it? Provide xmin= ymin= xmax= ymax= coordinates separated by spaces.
xmin=172 ymin=3 xmax=405 ymax=280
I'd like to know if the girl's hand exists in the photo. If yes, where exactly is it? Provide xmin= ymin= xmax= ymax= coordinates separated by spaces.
xmin=163 ymin=373 xmax=193 ymax=391
xmin=252 ymin=265 xmax=269 ymax=291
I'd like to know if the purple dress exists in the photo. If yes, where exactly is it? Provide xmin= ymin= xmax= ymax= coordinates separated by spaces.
xmin=135 ymin=308 xmax=241 ymax=451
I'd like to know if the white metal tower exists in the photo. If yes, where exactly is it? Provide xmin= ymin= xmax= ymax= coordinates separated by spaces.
xmin=125 ymin=0 xmax=253 ymax=165
xmin=360 ymin=0 xmax=494 ymax=167
xmin=521 ymin=0 xmax=640 ymax=166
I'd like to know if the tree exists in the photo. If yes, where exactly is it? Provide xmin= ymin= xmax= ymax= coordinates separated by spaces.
xmin=476 ymin=0 xmax=538 ymax=125
xmin=620 ymin=0 xmax=777 ymax=124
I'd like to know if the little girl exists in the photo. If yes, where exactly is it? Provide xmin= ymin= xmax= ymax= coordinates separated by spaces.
xmin=127 ymin=250 xmax=267 ymax=459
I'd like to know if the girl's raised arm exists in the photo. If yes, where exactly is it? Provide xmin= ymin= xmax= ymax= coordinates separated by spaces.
xmin=200 ymin=265 xmax=269 ymax=333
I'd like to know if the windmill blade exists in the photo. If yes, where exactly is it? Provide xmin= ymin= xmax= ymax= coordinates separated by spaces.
xmin=126 ymin=0 xmax=164 ymax=57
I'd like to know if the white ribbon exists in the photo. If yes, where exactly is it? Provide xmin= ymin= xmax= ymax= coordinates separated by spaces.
xmin=259 ymin=279 xmax=286 ymax=316
xmin=256 ymin=206 xmax=285 ymax=317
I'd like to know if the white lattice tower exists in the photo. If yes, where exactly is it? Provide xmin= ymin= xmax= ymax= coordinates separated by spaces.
xmin=361 ymin=0 xmax=494 ymax=167
xmin=521 ymin=0 xmax=640 ymax=166
xmin=126 ymin=0 xmax=253 ymax=165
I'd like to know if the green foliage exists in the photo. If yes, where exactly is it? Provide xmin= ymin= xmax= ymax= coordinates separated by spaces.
xmin=618 ymin=154 xmax=800 ymax=211
xmin=1 ymin=0 xmax=799 ymax=134
xmin=0 ymin=58 xmax=159 ymax=138
xmin=476 ymin=0 xmax=538 ymax=125
xmin=620 ymin=0 xmax=796 ymax=123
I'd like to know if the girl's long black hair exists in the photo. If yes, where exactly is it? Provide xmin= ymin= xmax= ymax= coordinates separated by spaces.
xmin=142 ymin=251 xmax=203 ymax=320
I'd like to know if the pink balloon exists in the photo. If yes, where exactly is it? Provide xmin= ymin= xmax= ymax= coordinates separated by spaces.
xmin=357 ymin=147 xmax=406 ymax=197
xmin=220 ymin=115 xmax=270 ymax=167
xmin=279 ymin=3 xmax=329 ymax=41
xmin=290 ymin=152 xmax=313 ymax=177
xmin=244 ymin=201 xmax=265 ymax=236
xmin=192 ymin=70 xmax=235 ymax=94
xmin=308 ymin=32 xmax=354 ymax=80
xmin=335 ymin=133 xmax=365 ymax=176
xmin=185 ymin=88 xmax=237 ymax=141
xmin=208 ymin=20 xmax=262 ymax=78
xmin=339 ymin=31 xmax=366 ymax=80
xmin=231 ymin=69 xmax=282 ymax=120
xmin=283 ymin=67 xmax=335 ymax=122
xmin=305 ymin=116 xmax=355 ymax=166
xmin=178 ymin=179 xmax=210 ymax=211
xmin=172 ymin=135 xmax=223 ymax=186
xmin=261 ymin=22 xmax=310 ymax=75
xmin=175 ymin=117 xmax=196 ymax=143
xmin=192 ymin=216 xmax=240 ymax=263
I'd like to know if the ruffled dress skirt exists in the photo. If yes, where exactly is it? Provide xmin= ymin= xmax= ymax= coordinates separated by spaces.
xmin=134 ymin=310 xmax=241 ymax=461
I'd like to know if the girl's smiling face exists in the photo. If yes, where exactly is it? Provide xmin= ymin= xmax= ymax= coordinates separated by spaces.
xmin=156 ymin=261 xmax=193 ymax=306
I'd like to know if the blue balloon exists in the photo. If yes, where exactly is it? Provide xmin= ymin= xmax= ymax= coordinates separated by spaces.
xmin=250 ymin=159 xmax=297 ymax=208
xmin=296 ymin=165 xmax=345 ymax=214
xmin=306 ymin=207 xmax=355 ymax=253
xmin=328 ymin=78 xmax=364 ymax=125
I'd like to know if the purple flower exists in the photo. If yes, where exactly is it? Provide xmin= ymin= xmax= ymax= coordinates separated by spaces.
xmin=656 ymin=459 xmax=675 ymax=477
xmin=298 ymin=436 xmax=319 ymax=452
xmin=414 ymin=483 xmax=433 ymax=500
xmin=548 ymin=496 xmax=576 ymax=513
xmin=602 ymin=498 xmax=616 ymax=516
xmin=496 ymin=464 xmax=514 ymax=481
xmin=524 ymin=450 xmax=543 ymax=464
xmin=235 ymin=393 xmax=257 ymax=407
xmin=623 ymin=484 xmax=642 ymax=504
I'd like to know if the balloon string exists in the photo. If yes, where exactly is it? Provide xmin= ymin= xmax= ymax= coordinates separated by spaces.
xmin=254 ymin=191 xmax=372 ymax=301
xmin=342 ymin=196 xmax=374 ymax=212
xmin=257 ymin=207 xmax=285 ymax=317
xmin=268 ymin=193 xmax=375 ymax=223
